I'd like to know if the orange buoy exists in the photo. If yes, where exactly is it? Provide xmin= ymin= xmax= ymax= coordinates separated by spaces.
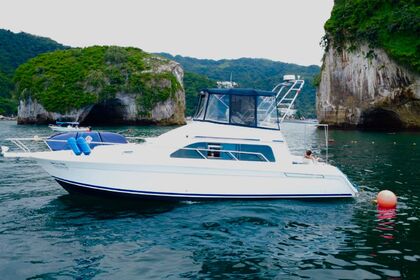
xmin=377 ymin=190 xmax=397 ymax=209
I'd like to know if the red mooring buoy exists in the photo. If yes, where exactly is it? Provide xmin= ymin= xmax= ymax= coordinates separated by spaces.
xmin=377 ymin=190 xmax=397 ymax=209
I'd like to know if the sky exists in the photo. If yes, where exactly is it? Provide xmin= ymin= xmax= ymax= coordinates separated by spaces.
xmin=0 ymin=0 xmax=334 ymax=66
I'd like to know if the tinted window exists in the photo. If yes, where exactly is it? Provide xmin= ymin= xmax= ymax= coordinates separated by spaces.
xmin=257 ymin=96 xmax=279 ymax=129
xmin=170 ymin=142 xmax=275 ymax=162
xmin=235 ymin=144 xmax=275 ymax=162
xmin=193 ymin=92 xmax=279 ymax=130
xmin=170 ymin=149 xmax=204 ymax=159
xmin=205 ymin=94 xmax=230 ymax=123
xmin=194 ymin=94 xmax=208 ymax=120
xmin=230 ymin=95 xmax=256 ymax=126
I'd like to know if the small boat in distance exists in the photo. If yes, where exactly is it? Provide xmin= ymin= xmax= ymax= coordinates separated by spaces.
xmin=49 ymin=121 xmax=90 ymax=132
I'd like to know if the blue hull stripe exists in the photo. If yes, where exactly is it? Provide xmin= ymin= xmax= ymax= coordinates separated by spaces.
xmin=53 ymin=177 xmax=353 ymax=198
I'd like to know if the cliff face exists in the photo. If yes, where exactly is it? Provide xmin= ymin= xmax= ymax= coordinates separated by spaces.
xmin=15 ymin=46 xmax=185 ymax=125
xmin=318 ymin=0 xmax=419 ymax=130
xmin=317 ymin=43 xmax=420 ymax=130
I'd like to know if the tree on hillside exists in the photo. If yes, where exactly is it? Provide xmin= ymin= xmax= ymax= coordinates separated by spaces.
xmin=0 ymin=29 xmax=66 ymax=115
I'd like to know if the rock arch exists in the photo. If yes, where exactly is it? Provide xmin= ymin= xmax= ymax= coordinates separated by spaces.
xmin=360 ymin=108 xmax=403 ymax=131
xmin=81 ymin=98 xmax=126 ymax=125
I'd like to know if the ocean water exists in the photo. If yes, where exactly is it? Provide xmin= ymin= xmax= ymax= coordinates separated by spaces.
xmin=0 ymin=120 xmax=419 ymax=279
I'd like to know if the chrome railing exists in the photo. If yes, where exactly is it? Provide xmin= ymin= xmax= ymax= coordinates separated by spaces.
xmin=303 ymin=123 xmax=329 ymax=163
xmin=3 ymin=136 xmax=144 ymax=153
xmin=179 ymin=147 xmax=270 ymax=162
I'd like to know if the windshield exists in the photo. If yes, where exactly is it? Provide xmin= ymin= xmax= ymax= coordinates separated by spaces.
xmin=257 ymin=96 xmax=279 ymax=129
xmin=205 ymin=94 xmax=230 ymax=123
xmin=194 ymin=93 xmax=208 ymax=120
xmin=194 ymin=92 xmax=279 ymax=129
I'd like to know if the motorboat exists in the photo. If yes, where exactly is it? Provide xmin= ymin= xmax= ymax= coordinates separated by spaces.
xmin=1 ymin=76 xmax=358 ymax=200
xmin=49 ymin=121 xmax=90 ymax=132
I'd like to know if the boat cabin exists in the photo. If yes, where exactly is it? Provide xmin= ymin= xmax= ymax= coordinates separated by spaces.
xmin=193 ymin=88 xmax=280 ymax=130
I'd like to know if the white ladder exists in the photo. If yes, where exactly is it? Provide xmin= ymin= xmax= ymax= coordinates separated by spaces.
xmin=272 ymin=78 xmax=305 ymax=123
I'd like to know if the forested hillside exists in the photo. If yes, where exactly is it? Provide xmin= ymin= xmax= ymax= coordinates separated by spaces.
xmin=0 ymin=29 xmax=66 ymax=115
xmin=0 ymin=28 xmax=321 ymax=118
xmin=158 ymin=53 xmax=320 ymax=117
xmin=183 ymin=72 xmax=216 ymax=116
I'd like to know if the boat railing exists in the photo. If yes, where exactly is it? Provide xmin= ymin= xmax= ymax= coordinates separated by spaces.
xmin=2 ymin=137 xmax=271 ymax=162
xmin=179 ymin=147 xmax=270 ymax=162
xmin=303 ymin=123 xmax=329 ymax=163
xmin=2 ymin=136 xmax=145 ymax=154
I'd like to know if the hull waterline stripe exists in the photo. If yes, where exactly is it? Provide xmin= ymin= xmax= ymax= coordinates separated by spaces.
xmin=53 ymin=177 xmax=354 ymax=198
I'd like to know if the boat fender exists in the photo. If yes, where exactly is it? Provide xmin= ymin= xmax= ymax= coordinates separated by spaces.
xmin=67 ymin=137 xmax=82 ymax=156
xmin=77 ymin=137 xmax=91 ymax=155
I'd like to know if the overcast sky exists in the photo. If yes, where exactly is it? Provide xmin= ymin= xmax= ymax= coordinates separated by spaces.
xmin=0 ymin=0 xmax=334 ymax=66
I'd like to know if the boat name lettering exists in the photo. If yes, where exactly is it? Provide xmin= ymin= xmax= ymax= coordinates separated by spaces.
xmin=50 ymin=162 xmax=68 ymax=169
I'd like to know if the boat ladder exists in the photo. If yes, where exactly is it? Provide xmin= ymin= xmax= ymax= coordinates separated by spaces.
xmin=272 ymin=77 xmax=305 ymax=123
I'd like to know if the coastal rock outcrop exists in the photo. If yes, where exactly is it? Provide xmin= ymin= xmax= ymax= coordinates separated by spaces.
xmin=15 ymin=46 xmax=185 ymax=125
xmin=317 ymin=43 xmax=420 ymax=130
xmin=317 ymin=0 xmax=420 ymax=130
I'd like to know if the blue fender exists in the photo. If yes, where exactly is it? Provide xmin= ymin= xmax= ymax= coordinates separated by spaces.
xmin=67 ymin=137 xmax=82 ymax=156
xmin=77 ymin=137 xmax=91 ymax=155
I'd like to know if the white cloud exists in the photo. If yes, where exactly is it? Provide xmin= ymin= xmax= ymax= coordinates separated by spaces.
xmin=0 ymin=0 xmax=333 ymax=66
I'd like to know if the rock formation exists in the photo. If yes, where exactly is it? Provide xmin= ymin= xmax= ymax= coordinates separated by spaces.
xmin=317 ymin=0 xmax=419 ymax=130
xmin=15 ymin=46 xmax=185 ymax=125
xmin=317 ymin=43 xmax=419 ymax=130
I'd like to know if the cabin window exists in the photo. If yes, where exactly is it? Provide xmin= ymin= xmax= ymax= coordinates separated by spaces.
xmin=170 ymin=142 xmax=275 ymax=162
xmin=207 ymin=143 xmax=221 ymax=158
xmin=230 ymin=95 xmax=256 ymax=126
xmin=169 ymin=142 xmax=206 ymax=159
xmin=257 ymin=96 xmax=278 ymax=129
xmin=205 ymin=94 xmax=230 ymax=123
xmin=193 ymin=90 xmax=280 ymax=130
xmin=234 ymin=144 xmax=275 ymax=162
xmin=194 ymin=94 xmax=208 ymax=120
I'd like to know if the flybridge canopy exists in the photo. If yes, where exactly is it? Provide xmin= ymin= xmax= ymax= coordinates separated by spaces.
xmin=193 ymin=88 xmax=280 ymax=130
xmin=205 ymin=88 xmax=276 ymax=97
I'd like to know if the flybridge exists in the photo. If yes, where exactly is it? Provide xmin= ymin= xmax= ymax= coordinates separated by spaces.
xmin=193 ymin=75 xmax=305 ymax=129
xmin=273 ymin=75 xmax=305 ymax=122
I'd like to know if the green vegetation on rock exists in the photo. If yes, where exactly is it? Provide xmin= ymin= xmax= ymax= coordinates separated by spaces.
xmin=324 ymin=0 xmax=420 ymax=72
xmin=158 ymin=53 xmax=320 ymax=118
xmin=135 ymin=71 xmax=182 ymax=116
xmin=183 ymin=72 xmax=216 ymax=116
xmin=0 ymin=29 xmax=66 ymax=115
xmin=14 ymin=46 xmax=181 ymax=114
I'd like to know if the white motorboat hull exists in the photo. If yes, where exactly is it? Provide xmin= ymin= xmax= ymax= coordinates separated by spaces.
xmin=49 ymin=126 xmax=90 ymax=132
xmin=4 ymin=121 xmax=358 ymax=201
xmin=35 ymin=156 xmax=357 ymax=200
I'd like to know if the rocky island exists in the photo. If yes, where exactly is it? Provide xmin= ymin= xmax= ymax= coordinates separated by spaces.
xmin=14 ymin=46 xmax=185 ymax=125
xmin=317 ymin=0 xmax=419 ymax=130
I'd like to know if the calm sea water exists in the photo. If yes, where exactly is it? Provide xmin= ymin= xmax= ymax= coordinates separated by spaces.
xmin=0 ymin=120 xmax=419 ymax=279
